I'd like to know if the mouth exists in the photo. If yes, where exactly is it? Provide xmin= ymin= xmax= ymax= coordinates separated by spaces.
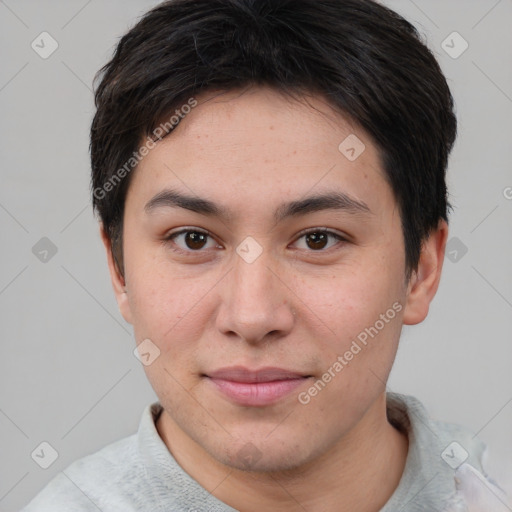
xmin=204 ymin=366 xmax=312 ymax=407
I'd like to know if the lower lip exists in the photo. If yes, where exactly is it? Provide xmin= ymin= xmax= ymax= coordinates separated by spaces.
xmin=208 ymin=377 xmax=308 ymax=406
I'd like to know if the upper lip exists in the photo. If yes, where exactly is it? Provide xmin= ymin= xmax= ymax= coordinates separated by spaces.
xmin=206 ymin=366 xmax=309 ymax=383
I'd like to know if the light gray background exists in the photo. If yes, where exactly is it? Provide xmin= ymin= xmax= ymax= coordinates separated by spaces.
xmin=1 ymin=0 xmax=511 ymax=510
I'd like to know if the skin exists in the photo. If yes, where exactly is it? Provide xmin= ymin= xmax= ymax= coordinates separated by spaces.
xmin=101 ymin=86 xmax=448 ymax=512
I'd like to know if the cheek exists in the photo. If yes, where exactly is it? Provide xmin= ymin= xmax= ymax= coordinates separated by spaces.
xmin=296 ymin=271 xmax=404 ymax=415
xmin=298 ymin=261 xmax=403 ymax=334
xmin=126 ymin=260 xmax=217 ymax=361
xmin=292 ymin=261 xmax=406 ymax=395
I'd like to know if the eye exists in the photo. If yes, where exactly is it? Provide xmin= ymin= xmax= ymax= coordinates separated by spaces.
xmin=164 ymin=228 xmax=220 ymax=253
xmin=292 ymin=228 xmax=347 ymax=251
xmin=163 ymin=227 xmax=347 ymax=255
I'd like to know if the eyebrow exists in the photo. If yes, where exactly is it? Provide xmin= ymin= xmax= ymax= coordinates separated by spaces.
xmin=144 ymin=188 xmax=372 ymax=222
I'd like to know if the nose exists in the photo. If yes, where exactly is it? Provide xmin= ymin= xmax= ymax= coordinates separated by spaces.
xmin=215 ymin=249 xmax=296 ymax=345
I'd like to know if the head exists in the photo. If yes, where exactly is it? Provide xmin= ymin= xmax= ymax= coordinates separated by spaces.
xmin=91 ymin=0 xmax=454 ymax=472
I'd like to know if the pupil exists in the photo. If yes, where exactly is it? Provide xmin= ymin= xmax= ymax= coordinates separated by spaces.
xmin=307 ymin=232 xmax=327 ymax=250
xmin=186 ymin=232 xmax=206 ymax=249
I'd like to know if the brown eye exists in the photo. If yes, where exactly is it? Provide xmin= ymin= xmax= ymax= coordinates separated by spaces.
xmin=293 ymin=229 xmax=346 ymax=252
xmin=305 ymin=232 xmax=329 ymax=250
xmin=165 ymin=229 xmax=218 ymax=253
xmin=183 ymin=231 xmax=208 ymax=250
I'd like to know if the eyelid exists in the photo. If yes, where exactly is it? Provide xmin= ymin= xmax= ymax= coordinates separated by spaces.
xmin=293 ymin=227 xmax=348 ymax=241
xmin=163 ymin=227 xmax=220 ymax=253
xmin=165 ymin=226 xmax=211 ymax=238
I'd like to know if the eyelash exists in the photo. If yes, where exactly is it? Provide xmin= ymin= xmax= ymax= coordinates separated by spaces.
xmin=163 ymin=227 xmax=348 ymax=255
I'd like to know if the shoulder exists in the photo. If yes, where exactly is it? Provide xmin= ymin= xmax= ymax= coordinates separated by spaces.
xmin=385 ymin=392 xmax=511 ymax=512
xmin=387 ymin=392 xmax=487 ymax=469
xmin=21 ymin=434 xmax=143 ymax=512
xmin=21 ymin=402 xmax=234 ymax=512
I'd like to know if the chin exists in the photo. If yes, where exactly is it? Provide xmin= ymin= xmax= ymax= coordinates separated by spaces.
xmin=211 ymin=432 xmax=327 ymax=475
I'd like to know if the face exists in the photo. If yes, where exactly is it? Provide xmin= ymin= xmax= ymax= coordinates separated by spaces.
xmin=109 ymin=87 xmax=425 ymax=473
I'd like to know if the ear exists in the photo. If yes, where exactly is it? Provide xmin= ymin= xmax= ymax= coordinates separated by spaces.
xmin=100 ymin=224 xmax=133 ymax=325
xmin=402 ymin=220 xmax=448 ymax=325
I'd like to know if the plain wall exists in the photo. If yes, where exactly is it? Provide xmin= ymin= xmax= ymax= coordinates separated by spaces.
xmin=0 ymin=0 xmax=511 ymax=510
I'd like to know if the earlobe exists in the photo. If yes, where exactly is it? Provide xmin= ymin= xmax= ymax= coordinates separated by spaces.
xmin=100 ymin=224 xmax=133 ymax=325
xmin=402 ymin=220 xmax=449 ymax=325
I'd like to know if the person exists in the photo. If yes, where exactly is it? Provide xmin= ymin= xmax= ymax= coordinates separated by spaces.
xmin=23 ymin=0 xmax=510 ymax=510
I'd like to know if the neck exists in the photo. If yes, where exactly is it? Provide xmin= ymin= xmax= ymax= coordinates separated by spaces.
xmin=157 ymin=392 xmax=409 ymax=512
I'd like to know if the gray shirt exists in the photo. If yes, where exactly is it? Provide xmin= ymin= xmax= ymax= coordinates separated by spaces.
xmin=22 ymin=393 xmax=508 ymax=511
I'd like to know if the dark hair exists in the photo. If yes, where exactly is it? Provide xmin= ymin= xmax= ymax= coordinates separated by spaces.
xmin=90 ymin=0 xmax=457 ymax=278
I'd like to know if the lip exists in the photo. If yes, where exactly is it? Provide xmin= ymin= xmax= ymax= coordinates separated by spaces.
xmin=205 ymin=366 xmax=311 ymax=406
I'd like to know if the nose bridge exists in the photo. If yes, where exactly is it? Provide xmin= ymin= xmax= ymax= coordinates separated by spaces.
xmin=216 ymin=244 xmax=295 ymax=342
xmin=232 ymin=247 xmax=279 ymax=315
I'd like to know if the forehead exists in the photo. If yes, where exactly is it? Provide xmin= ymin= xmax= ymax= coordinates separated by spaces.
xmin=166 ymin=86 xmax=371 ymax=157
xmin=127 ymin=86 xmax=393 ymax=218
